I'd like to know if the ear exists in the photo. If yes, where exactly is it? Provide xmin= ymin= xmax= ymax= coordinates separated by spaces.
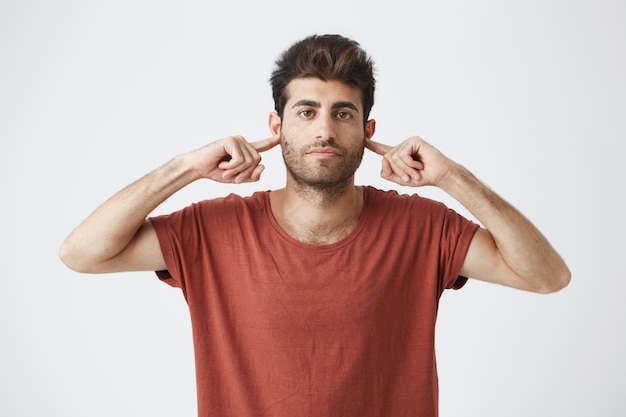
xmin=365 ymin=119 xmax=376 ymax=140
xmin=268 ymin=112 xmax=282 ymax=138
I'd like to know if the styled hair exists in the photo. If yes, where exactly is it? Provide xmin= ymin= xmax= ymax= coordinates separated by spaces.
xmin=270 ymin=34 xmax=376 ymax=124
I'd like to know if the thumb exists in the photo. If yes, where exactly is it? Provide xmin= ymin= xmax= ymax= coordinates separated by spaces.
xmin=251 ymin=136 xmax=281 ymax=153
xmin=366 ymin=138 xmax=392 ymax=156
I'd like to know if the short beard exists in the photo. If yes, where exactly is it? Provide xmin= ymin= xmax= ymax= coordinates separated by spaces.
xmin=281 ymin=135 xmax=365 ymax=202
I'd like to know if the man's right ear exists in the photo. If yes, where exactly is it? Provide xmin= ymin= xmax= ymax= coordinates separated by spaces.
xmin=268 ymin=112 xmax=282 ymax=138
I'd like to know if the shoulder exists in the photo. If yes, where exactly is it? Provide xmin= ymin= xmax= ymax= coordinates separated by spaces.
xmin=190 ymin=191 xmax=268 ymax=211
xmin=153 ymin=191 xmax=269 ymax=225
xmin=364 ymin=186 xmax=445 ymax=211
xmin=362 ymin=186 xmax=472 ymax=230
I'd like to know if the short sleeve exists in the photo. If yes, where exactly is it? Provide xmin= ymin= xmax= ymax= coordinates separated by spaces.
xmin=440 ymin=207 xmax=480 ymax=291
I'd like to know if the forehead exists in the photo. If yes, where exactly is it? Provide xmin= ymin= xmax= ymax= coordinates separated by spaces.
xmin=285 ymin=78 xmax=363 ymax=110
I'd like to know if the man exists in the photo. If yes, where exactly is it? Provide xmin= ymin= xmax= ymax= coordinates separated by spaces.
xmin=60 ymin=34 xmax=570 ymax=416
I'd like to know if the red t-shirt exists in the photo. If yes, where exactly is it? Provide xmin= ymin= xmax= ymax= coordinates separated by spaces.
xmin=151 ymin=186 xmax=478 ymax=417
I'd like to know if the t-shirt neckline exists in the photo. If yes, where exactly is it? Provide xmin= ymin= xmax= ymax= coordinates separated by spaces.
xmin=259 ymin=186 xmax=372 ymax=252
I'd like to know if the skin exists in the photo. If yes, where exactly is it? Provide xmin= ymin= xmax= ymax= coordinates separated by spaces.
xmin=268 ymin=78 xmax=375 ymax=245
xmin=59 ymin=78 xmax=570 ymax=293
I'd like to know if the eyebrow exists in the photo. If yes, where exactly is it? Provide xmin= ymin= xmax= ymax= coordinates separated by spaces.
xmin=333 ymin=101 xmax=360 ymax=113
xmin=292 ymin=99 xmax=360 ymax=113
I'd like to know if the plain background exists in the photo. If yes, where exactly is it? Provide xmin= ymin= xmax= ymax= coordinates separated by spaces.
xmin=1 ymin=0 xmax=624 ymax=415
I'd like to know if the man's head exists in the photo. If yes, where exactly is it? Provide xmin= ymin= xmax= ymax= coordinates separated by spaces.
xmin=270 ymin=34 xmax=376 ymax=125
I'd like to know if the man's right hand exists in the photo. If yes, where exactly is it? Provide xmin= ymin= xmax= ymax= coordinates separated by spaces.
xmin=59 ymin=134 xmax=281 ymax=274
xmin=187 ymin=135 xmax=281 ymax=184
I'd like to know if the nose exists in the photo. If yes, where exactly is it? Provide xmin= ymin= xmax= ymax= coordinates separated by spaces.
xmin=315 ymin=112 xmax=336 ymax=142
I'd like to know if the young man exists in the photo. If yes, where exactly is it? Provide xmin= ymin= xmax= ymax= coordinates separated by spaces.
xmin=60 ymin=34 xmax=570 ymax=416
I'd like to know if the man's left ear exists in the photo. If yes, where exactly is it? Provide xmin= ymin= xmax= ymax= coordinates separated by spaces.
xmin=269 ymin=112 xmax=282 ymax=137
xmin=365 ymin=119 xmax=376 ymax=139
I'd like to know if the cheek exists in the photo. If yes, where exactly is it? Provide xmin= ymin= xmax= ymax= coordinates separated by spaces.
xmin=279 ymin=121 xmax=300 ymax=144
xmin=279 ymin=134 xmax=297 ymax=157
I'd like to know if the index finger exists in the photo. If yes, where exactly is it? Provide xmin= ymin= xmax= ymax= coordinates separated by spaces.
xmin=366 ymin=138 xmax=393 ymax=156
xmin=251 ymin=136 xmax=281 ymax=153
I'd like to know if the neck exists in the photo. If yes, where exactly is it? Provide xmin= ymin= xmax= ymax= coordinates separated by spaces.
xmin=270 ymin=179 xmax=364 ymax=245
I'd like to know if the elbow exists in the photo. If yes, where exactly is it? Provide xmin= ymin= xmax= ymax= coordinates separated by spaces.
xmin=58 ymin=240 xmax=82 ymax=272
xmin=58 ymin=239 xmax=96 ymax=274
xmin=536 ymin=264 xmax=572 ymax=294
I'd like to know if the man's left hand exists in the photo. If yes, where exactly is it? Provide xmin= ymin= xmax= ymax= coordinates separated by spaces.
xmin=366 ymin=136 xmax=456 ymax=188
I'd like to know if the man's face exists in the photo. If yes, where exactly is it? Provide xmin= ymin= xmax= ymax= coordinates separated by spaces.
xmin=273 ymin=78 xmax=375 ymax=189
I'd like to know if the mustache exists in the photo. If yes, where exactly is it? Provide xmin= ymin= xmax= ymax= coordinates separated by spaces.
xmin=307 ymin=140 xmax=341 ymax=150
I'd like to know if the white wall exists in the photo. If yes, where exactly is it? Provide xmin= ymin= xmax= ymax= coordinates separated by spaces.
xmin=1 ymin=0 xmax=624 ymax=415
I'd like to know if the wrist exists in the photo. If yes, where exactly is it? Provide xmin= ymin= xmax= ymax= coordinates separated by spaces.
xmin=438 ymin=162 xmax=469 ymax=193
xmin=172 ymin=151 xmax=204 ymax=183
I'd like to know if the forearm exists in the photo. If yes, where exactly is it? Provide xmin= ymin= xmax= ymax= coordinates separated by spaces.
xmin=440 ymin=164 xmax=571 ymax=292
xmin=59 ymin=154 xmax=199 ymax=272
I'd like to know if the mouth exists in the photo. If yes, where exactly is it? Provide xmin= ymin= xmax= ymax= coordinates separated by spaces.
xmin=306 ymin=148 xmax=341 ymax=157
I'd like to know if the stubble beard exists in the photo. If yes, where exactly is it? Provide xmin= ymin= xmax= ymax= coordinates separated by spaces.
xmin=281 ymin=133 xmax=365 ymax=202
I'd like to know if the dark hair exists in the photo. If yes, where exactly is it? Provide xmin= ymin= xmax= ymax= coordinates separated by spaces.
xmin=270 ymin=34 xmax=376 ymax=124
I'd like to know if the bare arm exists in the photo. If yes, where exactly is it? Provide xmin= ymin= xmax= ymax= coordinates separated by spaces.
xmin=366 ymin=136 xmax=571 ymax=293
xmin=59 ymin=135 xmax=280 ymax=274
